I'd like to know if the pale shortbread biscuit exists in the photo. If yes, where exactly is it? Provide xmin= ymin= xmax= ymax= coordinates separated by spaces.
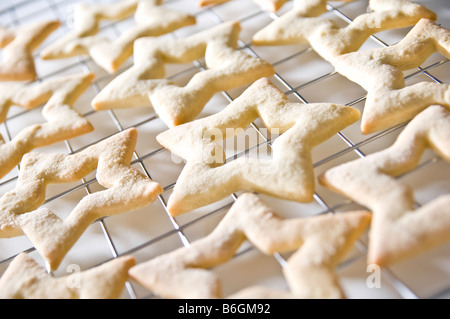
xmin=0 ymin=253 xmax=135 ymax=299
xmin=252 ymin=0 xmax=436 ymax=62
xmin=92 ymin=21 xmax=274 ymax=127
xmin=0 ymin=20 xmax=60 ymax=81
xmin=129 ymin=193 xmax=371 ymax=299
xmin=156 ymin=78 xmax=360 ymax=216
xmin=319 ymin=105 xmax=450 ymax=267
xmin=0 ymin=73 xmax=95 ymax=179
xmin=331 ymin=18 xmax=450 ymax=134
xmin=198 ymin=0 xmax=289 ymax=12
xmin=41 ymin=0 xmax=195 ymax=73
xmin=0 ymin=128 xmax=163 ymax=271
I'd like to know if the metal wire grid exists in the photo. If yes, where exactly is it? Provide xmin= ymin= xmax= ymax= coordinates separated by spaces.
xmin=0 ymin=0 xmax=449 ymax=299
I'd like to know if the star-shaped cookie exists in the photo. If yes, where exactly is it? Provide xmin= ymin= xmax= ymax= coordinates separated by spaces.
xmin=0 ymin=128 xmax=163 ymax=271
xmin=40 ymin=0 xmax=195 ymax=73
xmin=129 ymin=192 xmax=371 ymax=299
xmin=156 ymin=78 xmax=360 ymax=216
xmin=331 ymin=18 xmax=450 ymax=134
xmin=0 ymin=73 xmax=95 ymax=180
xmin=319 ymin=105 xmax=450 ymax=266
xmin=0 ymin=253 xmax=135 ymax=299
xmin=252 ymin=0 xmax=436 ymax=62
xmin=92 ymin=21 xmax=274 ymax=127
xmin=0 ymin=20 xmax=60 ymax=81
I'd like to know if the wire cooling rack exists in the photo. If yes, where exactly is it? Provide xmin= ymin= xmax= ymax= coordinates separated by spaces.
xmin=0 ymin=0 xmax=449 ymax=299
